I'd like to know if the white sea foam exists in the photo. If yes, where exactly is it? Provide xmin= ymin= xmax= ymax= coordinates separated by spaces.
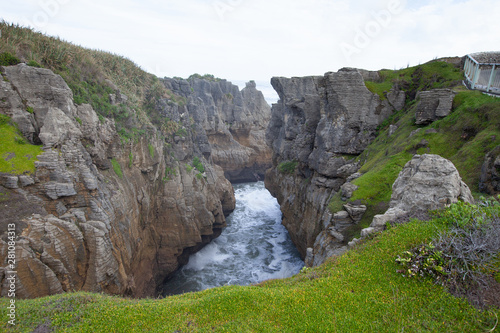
xmin=162 ymin=181 xmax=304 ymax=296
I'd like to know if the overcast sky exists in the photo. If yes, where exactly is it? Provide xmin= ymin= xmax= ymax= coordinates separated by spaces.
xmin=2 ymin=0 xmax=499 ymax=103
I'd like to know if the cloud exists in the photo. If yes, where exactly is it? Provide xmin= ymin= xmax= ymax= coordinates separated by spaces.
xmin=1 ymin=0 xmax=499 ymax=93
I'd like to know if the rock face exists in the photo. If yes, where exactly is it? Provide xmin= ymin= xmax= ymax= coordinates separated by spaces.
xmin=162 ymin=78 xmax=272 ymax=183
xmin=415 ymin=89 xmax=456 ymax=125
xmin=265 ymin=68 xmax=398 ymax=263
xmin=365 ymin=154 xmax=474 ymax=234
xmin=479 ymin=145 xmax=500 ymax=195
xmin=0 ymin=64 xmax=250 ymax=298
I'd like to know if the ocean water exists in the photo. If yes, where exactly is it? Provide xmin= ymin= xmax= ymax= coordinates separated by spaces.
xmin=161 ymin=181 xmax=304 ymax=296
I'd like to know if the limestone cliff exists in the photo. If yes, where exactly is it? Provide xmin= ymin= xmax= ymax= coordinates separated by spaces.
xmin=265 ymin=68 xmax=401 ymax=259
xmin=0 ymin=63 xmax=249 ymax=298
xmin=162 ymin=78 xmax=272 ymax=183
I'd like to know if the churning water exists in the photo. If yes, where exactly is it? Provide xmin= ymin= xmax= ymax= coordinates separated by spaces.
xmin=162 ymin=181 xmax=304 ymax=295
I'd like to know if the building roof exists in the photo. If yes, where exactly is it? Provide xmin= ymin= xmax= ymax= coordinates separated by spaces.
xmin=469 ymin=52 xmax=500 ymax=64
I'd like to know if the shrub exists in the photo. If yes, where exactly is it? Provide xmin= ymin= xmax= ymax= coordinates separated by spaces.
xmin=396 ymin=199 xmax=500 ymax=307
xmin=0 ymin=52 xmax=20 ymax=66
xmin=26 ymin=106 xmax=34 ymax=114
xmin=128 ymin=152 xmax=133 ymax=168
xmin=192 ymin=156 xmax=205 ymax=173
xmin=278 ymin=160 xmax=298 ymax=174
xmin=163 ymin=166 xmax=177 ymax=182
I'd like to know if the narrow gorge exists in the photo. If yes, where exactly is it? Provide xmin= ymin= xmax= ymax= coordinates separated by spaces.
xmin=0 ymin=61 xmax=273 ymax=298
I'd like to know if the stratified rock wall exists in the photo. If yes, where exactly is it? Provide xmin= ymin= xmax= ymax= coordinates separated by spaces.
xmin=265 ymin=68 xmax=397 ymax=259
xmin=162 ymin=78 xmax=272 ymax=183
xmin=0 ymin=64 xmax=237 ymax=298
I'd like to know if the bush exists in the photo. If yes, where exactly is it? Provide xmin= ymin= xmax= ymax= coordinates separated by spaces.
xmin=396 ymin=199 xmax=500 ymax=308
xmin=0 ymin=52 xmax=20 ymax=66
xmin=192 ymin=156 xmax=204 ymax=173
xmin=278 ymin=160 xmax=297 ymax=174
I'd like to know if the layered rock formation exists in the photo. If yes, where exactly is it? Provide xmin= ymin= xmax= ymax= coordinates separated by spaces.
xmin=265 ymin=68 xmax=403 ymax=260
xmin=0 ymin=64 xmax=277 ymax=298
xmin=162 ymin=78 xmax=272 ymax=183
xmin=415 ymin=89 xmax=456 ymax=125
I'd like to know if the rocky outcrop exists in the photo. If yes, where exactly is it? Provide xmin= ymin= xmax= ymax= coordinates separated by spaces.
xmin=0 ymin=64 xmax=238 ymax=298
xmin=265 ymin=68 xmax=398 ymax=260
xmin=162 ymin=78 xmax=272 ymax=183
xmin=479 ymin=145 xmax=500 ymax=195
xmin=415 ymin=89 xmax=456 ymax=125
xmin=363 ymin=154 xmax=474 ymax=235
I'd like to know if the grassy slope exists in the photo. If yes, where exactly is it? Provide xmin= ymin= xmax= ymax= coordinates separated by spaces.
xmin=1 ymin=210 xmax=498 ymax=332
xmin=330 ymin=61 xmax=500 ymax=234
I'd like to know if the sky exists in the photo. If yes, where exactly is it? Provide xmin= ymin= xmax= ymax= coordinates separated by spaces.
xmin=2 ymin=0 xmax=500 ymax=103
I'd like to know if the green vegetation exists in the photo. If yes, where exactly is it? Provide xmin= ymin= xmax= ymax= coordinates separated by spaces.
xmin=27 ymin=59 xmax=41 ymax=68
xmin=188 ymin=73 xmax=222 ymax=82
xmin=0 ymin=21 xmax=186 ymax=143
xmin=364 ymin=61 xmax=463 ymax=100
xmin=0 ymin=114 xmax=43 ymax=174
xmin=192 ymin=156 xmax=205 ymax=173
xmin=26 ymin=106 xmax=34 ymax=114
xmin=278 ymin=160 xmax=298 ymax=174
xmin=0 ymin=51 xmax=20 ymax=66
xmin=110 ymin=158 xmax=123 ymax=179
xmin=128 ymin=152 xmax=133 ymax=168
xmin=75 ymin=117 xmax=82 ymax=125
xmin=163 ymin=166 xmax=177 ymax=182
xmin=329 ymin=61 xmax=500 ymax=232
xmin=185 ymin=164 xmax=193 ymax=173
xmin=148 ymin=143 xmax=154 ymax=158
xmin=1 ymin=202 xmax=498 ymax=332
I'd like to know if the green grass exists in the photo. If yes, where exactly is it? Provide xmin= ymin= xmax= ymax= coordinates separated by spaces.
xmin=0 ymin=115 xmax=43 ymax=174
xmin=1 ymin=208 xmax=497 ymax=332
xmin=110 ymin=158 xmax=123 ymax=179
xmin=365 ymin=60 xmax=463 ymax=100
xmin=148 ymin=143 xmax=154 ymax=159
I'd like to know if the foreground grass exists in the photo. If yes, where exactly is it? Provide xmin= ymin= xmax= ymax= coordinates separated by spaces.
xmin=1 ymin=216 xmax=497 ymax=332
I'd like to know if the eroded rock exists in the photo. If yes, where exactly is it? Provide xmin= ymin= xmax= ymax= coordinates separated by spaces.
xmin=364 ymin=154 xmax=474 ymax=234
xmin=415 ymin=89 xmax=456 ymax=125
